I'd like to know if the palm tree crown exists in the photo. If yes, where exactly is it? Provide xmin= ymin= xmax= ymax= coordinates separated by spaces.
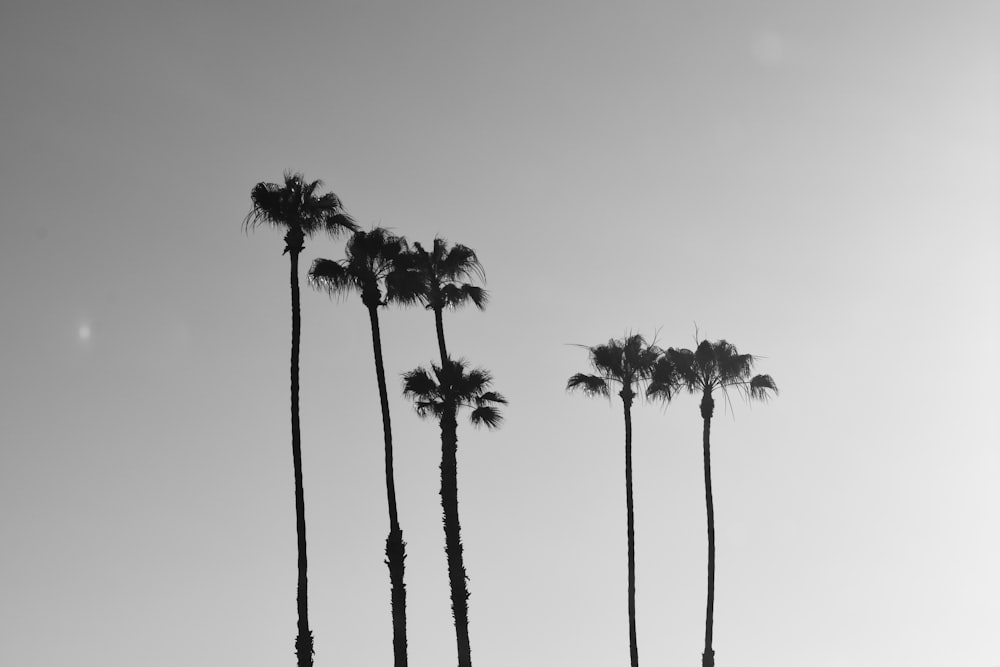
xmin=402 ymin=358 xmax=507 ymax=426
xmin=646 ymin=354 xmax=682 ymax=404
xmin=243 ymin=171 xmax=357 ymax=253
xmin=665 ymin=339 xmax=778 ymax=403
xmin=392 ymin=237 xmax=488 ymax=364
xmin=308 ymin=227 xmax=407 ymax=308
xmin=393 ymin=237 xmax=488 ymax=311
xmin=567 ymin=333 xmax=662 ymax=401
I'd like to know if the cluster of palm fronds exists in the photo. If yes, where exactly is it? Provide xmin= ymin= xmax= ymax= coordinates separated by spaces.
xmin=568 ymin=334 xmax=777 ymax=667
xmin=244 ymin=172 xmax=777 ymax=667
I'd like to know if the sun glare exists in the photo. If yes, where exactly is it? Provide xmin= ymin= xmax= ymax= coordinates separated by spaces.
xmin=78 ymin=324 xmax=92 ymax=341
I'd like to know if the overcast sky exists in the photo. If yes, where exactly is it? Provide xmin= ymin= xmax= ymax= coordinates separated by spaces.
xmin=1 ymin=1 xmax=998 ymax=666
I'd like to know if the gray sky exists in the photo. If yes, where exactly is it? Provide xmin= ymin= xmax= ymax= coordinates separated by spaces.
xmin=1 ymin=1 xmax=998 ymax=666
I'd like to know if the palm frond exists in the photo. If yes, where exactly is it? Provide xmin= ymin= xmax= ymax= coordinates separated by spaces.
xmin=693 ymin=339 xmax=718 ymax=377
xmin=566 ymin=373 xmax=609 ymax=397
xmin=321 ymin=211 xmax=359 ymax=238
xmin=347 ymin=227 xmax=404 ymax=265
xmin=717 ymin=346 xmax=754 ymax=383
xmin=413 ymin=400 xmax=446 ymax=420
xmin=470 ymin=405 xmax=504 ymax=429
xmin=440 ymin=283 xmax=489 ymax=310
xmin=435 ymin=357 xmax=469 ymax=384
xmin=623 ymin=334 xmax=661 ymax=382
xmin=456 ymin=365 xmax=494 ymax=396
xmin=665 ymin=347 xmax=699 ymax=390
xmin=436 ymin=238 xmax=486 ymax=283
xmin=475 ymin=391 xmax=508 ymax=407
xmin=647 ymin=356 xmax=681 ymax=402
xmin=747 ymin=374 xmax=778 ymax=401
xmin=243 ymin=180 xmax=289 ymax=232
xmin=385 ymin=263 xmax=427 ymax=306
xmin=307 ymin=258 xmax=356 ymax=298
xmin=401 ymin=366 xmax=441 ymax=403
xmin=589 ymin=341 xmax=625 ymax=379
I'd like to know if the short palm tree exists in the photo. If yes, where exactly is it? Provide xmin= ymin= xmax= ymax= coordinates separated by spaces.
xmin=243 ymin=171 xmax=356 ymax=667
xmin=567 ymin=334 xmax=662 ymax=667
xmin=659 ymin=339 xmax=777 ymax=667
xmin=402 ymin=359 xmax=506 ymax=667
xmin=391 ymin=237 xmax=487 ymax=364
xmin=308 ymin=227 xmax=410 ymax=667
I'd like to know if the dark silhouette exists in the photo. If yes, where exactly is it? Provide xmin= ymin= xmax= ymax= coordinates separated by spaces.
xmin=567 ymin=334 xmax=662 ymax=667
xmin=391 ymin=237 xmax=487 ymax=364
xmin=653 ymin=340 xmax=777 ymax=667
xmin=243 ymin=172 xmax=356 ymax=667
xmin=308 ymin=228 xmax=411 ymax=667
xmin=402 ymin=359 xmax=506 ymax=667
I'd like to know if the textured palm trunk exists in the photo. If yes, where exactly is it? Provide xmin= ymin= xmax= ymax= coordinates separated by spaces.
xmin=621 ymin=390 xmax=639 ymax=667
xmin=700 ymin=392 xmax=716 ymax=667
xmin=367 ymin=304 xmax=408 ymax=667
xmin=440 ymin=407 xmax=472 ymax=667
xmin=288 ymin=246 xmax=313 ymax=667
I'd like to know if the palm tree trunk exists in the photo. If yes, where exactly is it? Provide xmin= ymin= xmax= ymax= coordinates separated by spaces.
xmin=368 ymin=305 xmax=408 ymax=667
xmin=700 ymin=392 xmax=716 ymax=667
xmin=289 ymin=248 xmax=313 ymax=667
xmin=440 ymin=407 xmax=472 ymax=667
xmin=434 ymin=307 xmax=449 ymax=364
xmin=622 ymin=394 xmax=639 ymax=667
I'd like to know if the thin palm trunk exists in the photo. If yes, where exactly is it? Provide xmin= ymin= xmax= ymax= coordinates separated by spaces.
xmin=622 ymin=392 xmax=639 ymax=667
xmin=289 ymin=247 xmax=313 ymax=667
xmin=368 ymin=304 xmax=408 ymax=667
xmin=434 ymin=307 xmax=448 ymax=364
xmin=440 ymin=406 xmax=472 ymax=667
xmin=701 ymin=392 xmax=716 ymax=667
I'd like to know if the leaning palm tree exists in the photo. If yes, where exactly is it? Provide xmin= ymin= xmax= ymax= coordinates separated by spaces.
xmin=308 ymin=228 xmax=411 ymax=667
xmin=243 ymin=171 xmax=357 ymax=667
xmin=567 ymin=334 xmax=662 ymax=667
xmin=391 ymin=237 xmax=487 ymax=364
xmin=402 ymin=359 xmax=506 ymax=667
xmin=658 ymin=339 xmax=777 ymax=667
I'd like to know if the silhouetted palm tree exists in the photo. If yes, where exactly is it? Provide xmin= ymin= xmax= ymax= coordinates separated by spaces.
xmin=243 ymin=171 xmax=356 ymax=667
xmin=662 ymin=339 xmax=777 ymax=667
xmin=392 ymin=237 xmax=487 ymax=364
xmin=308 ymin=228 xmax=410 ymax=667
xmin=567 ymin=334 xmax=661 ymax=667
xmin=402 ymin=359 xmax=506 ymax=667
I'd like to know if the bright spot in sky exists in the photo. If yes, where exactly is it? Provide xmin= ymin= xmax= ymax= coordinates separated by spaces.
xmin=78 ymin=324 xmax=91 ymax=341
xmin=750 ymin=31 xmax=785 ymax=66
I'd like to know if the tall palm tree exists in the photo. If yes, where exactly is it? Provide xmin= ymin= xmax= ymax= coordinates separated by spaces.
xmin=659 ymin=339 xmax=777 ymax=667
xmin=402 ymin=359 xmax=506 ymax=667
xmin=566 ymin=334 xmax=662 ymax=667
xmin=243 ymin=171 xmax=357 ymax=667
xmin=308 ymin=228 xmax=411 ymax=667
xmin=391 ymin=237 xmax=487 ymax=364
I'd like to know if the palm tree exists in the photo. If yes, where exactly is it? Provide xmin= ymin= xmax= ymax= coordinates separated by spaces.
xmin=402 ymin=359 xmax=506 ymax=667
xmin=391 ymin=237 xmax=487 ymax=364
xmin=566 ymin=334 xmax=662 ymax=667
xmin=659 ymin=340 xmax=777 ymax=667
xmin=243 ymin=171 xmax=357 ymax=667
xmin=308 ymin=228 xmax=411 ymax=667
